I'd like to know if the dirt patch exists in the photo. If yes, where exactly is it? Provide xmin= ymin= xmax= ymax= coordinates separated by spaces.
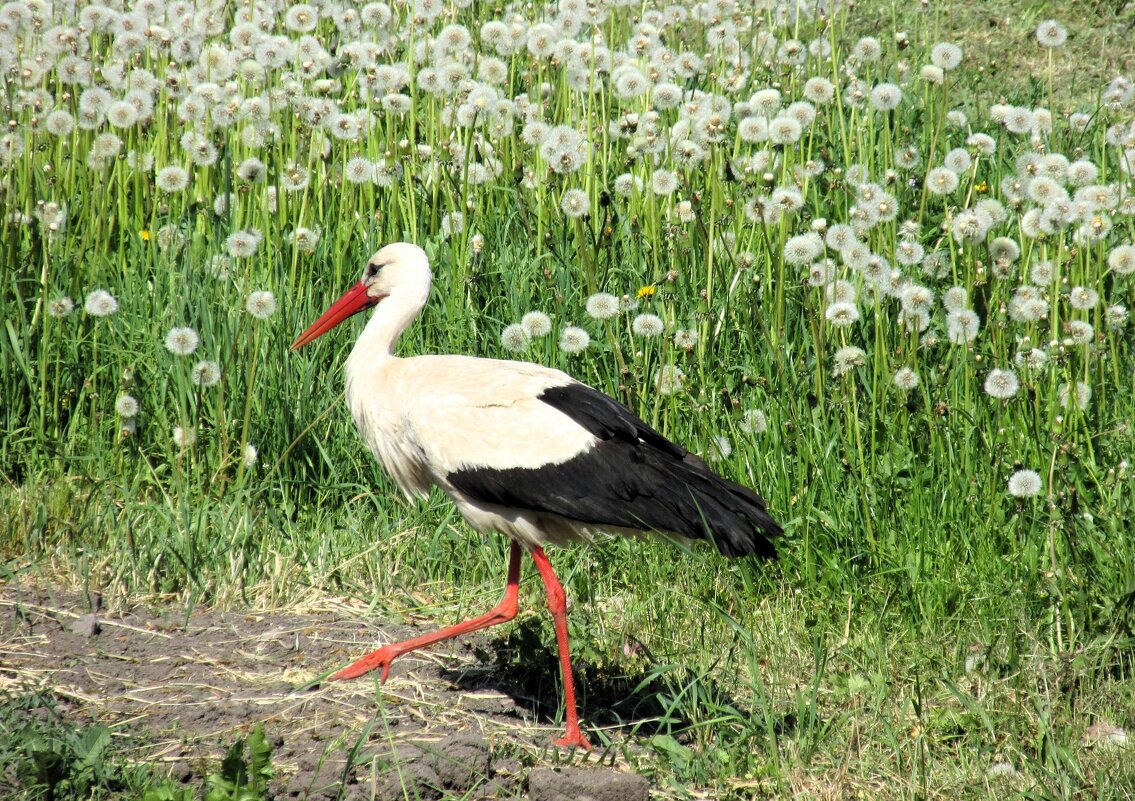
xmin=0 ymin=582 xmax=648 ymax=800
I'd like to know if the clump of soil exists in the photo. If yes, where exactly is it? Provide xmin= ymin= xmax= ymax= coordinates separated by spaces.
xmin=0 ymin=583 xmax=649 ymax=800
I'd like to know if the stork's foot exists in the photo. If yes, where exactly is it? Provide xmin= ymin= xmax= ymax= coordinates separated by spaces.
xmin=330 ymin=645 xmax=397 ymax=682
xmin=554 ymin=727 xmax=592 ymax=750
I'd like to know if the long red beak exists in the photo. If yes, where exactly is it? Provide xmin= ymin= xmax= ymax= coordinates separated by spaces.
xmin=290 ymin=282 xmax=384 ymax=350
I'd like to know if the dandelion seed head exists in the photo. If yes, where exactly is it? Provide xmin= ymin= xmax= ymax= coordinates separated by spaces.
xmin=802 ymin=77 xmax=835 ymax=105
xmin=440 ymin=211 xmax=465 ymax=237
xmin=942 ymin=286 xmax=968 ymax=312
xmin=115 ymin=394 xmax=139 ymax=417
xmin=672 ymin=328 xmax=698 ymax=350
xmin=344 ymin=156 xmax=374 ymax=185
xmin=651 ymin=169 xmax=678 ymax=196
xmin=825 ymin=302 xmax=860 ymax=327
xmin=613 ymin=173 xmax=642 ymax=197
xmin=852 ymin=36 xmax=882 ymax=62
xmin=521 ymin=311 xmax=552 ymax=337
xmin=632 ymin=313 xmax=664 ymax=337
xmin=558 ymin=326 xmax=590 ymax=354
xmin=1068 ymin=286 xmax=1099 ymax=310
xmin=739 ymin=408 xmax=768 ymax=435
xmin=1015 ymin=348 xmax=1048 ymax=370
xmin=246 ymin=290 xmax=277 ymax=319
xmin=1105 ymin=303 xmax=1129 ymax=329
xmin=155 ymin=165 xmax=189 ymax=192
xmin=191 ymin=360 xmax=221 ymax=387
xmin=930 ymin=42 xmax=963 ymax=70
xmin=943 ymin=148 xmax=972 ymax=174
xmin=708 ymin=435 xmax=732 ymax=462
xmin=1035 ymin=19 xmax=1068 ymax=47
xmin=1058 ymin=381 xmax=1091 ymax=410
xmin=918 ymin=63 xmax=944 ymax=83
xmin=783 ymin=232 xmax=823 ymax=266
xmin=84 ymin=289 xmax=118 ymax=317
xmin=1008 ymin=469 xmax=1042 ymax=498
xmin=900 ymin=284 xmax=935 ymax=314
xmin=172 ymin=425 xmax=196 ymax=449
xmin=832 ymin=345 xmax=866 ymax=377
xmin=500 ymin=323 xmax=531 ymax=352
xmin=654 ymin=364 xmax=685 ymax=395
xmin=983 ymin=368 xmax=1019 ymax=399
xmin=1067 ymin=319 xmax=1094 ymax=344
xmin=987 ymin=761 xmax=1018 ymax=778
xmin=869 ymin=83 xmax=902 ymax=112
xmin=893 ymin=367 xmax=920 ymax=390
xmin=947 ymin=309 xmax=980 ymax=343
xmin=1108 ymin=244 xmax=1135 ymax=274
xmin=585 ymin=293 xmax=620 ymax=321
xmin=926 ymin=167 xmax=959 ymax=195
xmin=225 ymin=229 xmax=262 ymax=259
xmin=768 ymin=115 xmax=803 ymax=145
xmin=165 ymin=326 xmax=200 ymax=356
xmin=45 ymin=110 xmax=75 ymax=137
xmin=47 ymin=296 xmax=75 ymax=317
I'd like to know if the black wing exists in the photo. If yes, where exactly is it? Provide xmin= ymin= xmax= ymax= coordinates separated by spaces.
xmin=447 ymin=382 xmax=780 ymax=558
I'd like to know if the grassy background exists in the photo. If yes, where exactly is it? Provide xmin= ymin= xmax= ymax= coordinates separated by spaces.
xmin=3 ymin=0 xmax=1135 ymax=797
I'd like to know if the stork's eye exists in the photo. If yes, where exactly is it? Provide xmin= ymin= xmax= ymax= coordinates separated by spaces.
xmin=365 ymin=262 xmax=383 ymax=278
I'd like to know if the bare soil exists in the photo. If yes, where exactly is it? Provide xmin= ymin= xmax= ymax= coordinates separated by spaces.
xmin=0 ymin=582 xmax=651 ymax=800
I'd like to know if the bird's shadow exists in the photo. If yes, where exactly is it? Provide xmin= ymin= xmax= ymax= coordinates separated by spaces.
xmin=440 ymin=617 xmax=743 ymax=740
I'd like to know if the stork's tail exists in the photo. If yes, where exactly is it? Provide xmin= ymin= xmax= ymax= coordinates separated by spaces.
xmin=671 ymin=454 xmax=782 ymax=558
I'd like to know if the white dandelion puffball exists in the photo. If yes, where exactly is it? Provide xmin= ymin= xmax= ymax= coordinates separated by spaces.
xmin=654 ymin=364 xmax=686 ymax=395
xmin=155 ymin=165 xmax=190 ymax=192
xmin=893 ymin=367 xmax=920 ymax=390
xmin=832 ymin=346 xmax=866 ymax=377
xmin=558 ymin=326 xmax=590 ymax=354
xmin=47 ymin=296 xmax=75 ymax=317
xmin=1035 ymin=19 xmax=1068 ymax=47
xmin=521 ymin=311 xmax=552 ymax=337
xmin=739 ymin=408 xmax=768 ymax=435
xmin=983 ymin=369 xmax=1019 ymax=399
xmin=708 ymin=435 xmax=732 ymax=462
xmin=500 ymin=323 xmax=531 ymax=352
xmin=84 ymin=289 xmax=118 ymax=317
xmin=632 ymin=313 xmax=664 ymax=337
xmin=172 ymin=426 xmax=196 ymax=449
xmin=585 ymin=293 xmax=620 ymax=320
xmin=246 ymin=290 xmax=277 ymax=319
xmin=243 ymin=443 xmax=259 ymax=468
xmin=825 ymin=302 xmax=860 ymax=327
xmin=560 ymin=188 xmax=589 ymax=218
xmin=191 ymin=360 xmax=221 ymax=387
xmin=165 ymin=327 xmax=200 ymax=356
xmin=115 ymin=394 xmax=139 ymax=417
xmin=1008 ymin=469 xmax=1042 ymax=498
xmin=1107 ymin=244 xmax=1135 ymax=274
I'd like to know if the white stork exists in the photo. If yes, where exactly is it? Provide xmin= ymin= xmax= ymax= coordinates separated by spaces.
xmin=291 ymin=242 xmax=782 ymax=749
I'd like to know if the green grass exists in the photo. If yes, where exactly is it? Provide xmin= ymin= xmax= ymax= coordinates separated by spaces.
xmin=2 ymin=0 xmax=1135 ymax=797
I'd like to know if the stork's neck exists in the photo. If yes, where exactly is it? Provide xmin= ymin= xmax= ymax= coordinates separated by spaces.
xmin=345 ymin=286 xmax=427 ymax=371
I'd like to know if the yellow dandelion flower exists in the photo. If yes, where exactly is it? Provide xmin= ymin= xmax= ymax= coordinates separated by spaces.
xmin=636 ymin=284 xmax=656 ymax=299
xmin=139 ymin=229 xmax=151 ymax=241
xmin=974 ymin=181 xmax=988 ymax=193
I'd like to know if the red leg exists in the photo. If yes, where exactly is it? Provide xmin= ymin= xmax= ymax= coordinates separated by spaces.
xmin=332 ymin=541 xmax=523 ymax=682
xmin=529 ymin=546 xmax=592 ymax=750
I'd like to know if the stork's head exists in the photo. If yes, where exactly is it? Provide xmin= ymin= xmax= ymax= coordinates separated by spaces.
xmin=291 ymin=243 xmax=432 ymax=350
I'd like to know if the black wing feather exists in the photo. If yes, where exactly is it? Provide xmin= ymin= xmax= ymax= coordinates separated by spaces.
xmin=447 ymin=383 xmax=781 ymax=558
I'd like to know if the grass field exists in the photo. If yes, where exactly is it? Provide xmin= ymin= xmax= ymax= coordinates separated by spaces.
xmin=2 ymin=0 xmax=1135 ymax=798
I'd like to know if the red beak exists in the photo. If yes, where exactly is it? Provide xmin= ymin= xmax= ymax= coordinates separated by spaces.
xmin=291 ymin=282 xmax=385 ymax=350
